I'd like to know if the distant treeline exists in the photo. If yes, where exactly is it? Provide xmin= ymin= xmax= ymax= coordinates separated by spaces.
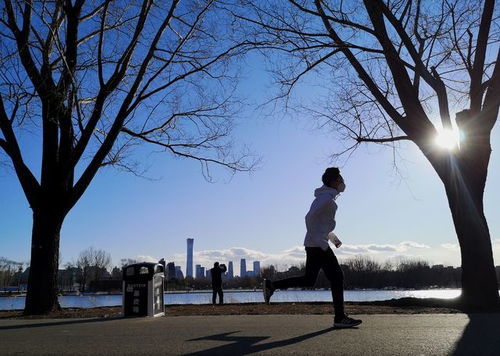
xmin=270 ymin=257 xmax=465 ymax=289
xmin=0 ymin=249 xmax=121 ymax=293
xmin=173 ymin=257 xmax=500 ymax=291
xmin=340 ymin=258 xmax=462 ymax=289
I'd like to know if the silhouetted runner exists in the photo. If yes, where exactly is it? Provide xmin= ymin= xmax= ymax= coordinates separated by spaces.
xmin=210 ymin=262 xmax=227 ymax=304
xmin=263 ymin=167 xmax=362 ymax=329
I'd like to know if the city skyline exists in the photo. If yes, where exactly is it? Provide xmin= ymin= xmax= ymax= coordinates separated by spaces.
xmin=182 ymin=238 xmax=263 ymax=278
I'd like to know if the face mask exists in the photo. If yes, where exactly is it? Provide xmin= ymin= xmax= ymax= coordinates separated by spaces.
xmin=337 ymin=182 xmax=346 ymax=192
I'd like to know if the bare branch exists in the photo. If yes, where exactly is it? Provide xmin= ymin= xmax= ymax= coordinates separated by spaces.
xmin=287 ymin=0 xmax=377 ymax=35
xmin=377 ymin=0 xmax=438 ymax=86
xmin=1 ymin=0 xmax=258 ymax=211
xmin=482 ymin=48 xmax=500 ymax=130
xmin=132 ymin=0 xmax=204 ymax=106
xmin=79 ymin=2 xmax=107 ymax=22
xmin=97 ymin=1 xmax=110 ymax=87
xmin=313 ymin=0 xmax=405 ymax=129
xmin=362 ymin=0 xmax=438 ymax=141
xmin=356 ymin=135 xmax=410 ymax=143
xmin=3 ymin=0 xmax=55 ymax=96
xmin=469 ymin=0 xmax=495 ymax=114
xmin=448 ymin=1 xmax=471 ymax=73
xmin=280 ymin=49 xmax=340 ymax=96
xmin=131 ymin=40 xmax=251 ymax=108
xmin=120 ymin=126 xmax=251 ymax=172
xmin=0 ymin=95 xmax=40 ymax=205
xmin=67 ymin=0 xmax=155 ymax=177
xmin=234 ymin=12 xmax=334 ymax=39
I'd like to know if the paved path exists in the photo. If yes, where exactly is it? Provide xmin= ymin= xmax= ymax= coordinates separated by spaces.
xmin=1 ymin=314 xmax=500 ymax=355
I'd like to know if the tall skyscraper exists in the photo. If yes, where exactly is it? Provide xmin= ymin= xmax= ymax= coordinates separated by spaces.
xmin=186 ymin=238 xmax=194 ymax=278
xmin=227 ymin=261 xmax=234 ymax=278
xmin=240 ymin=258 xmax=246 ymax=277
xmin=253 ymin=261 xmax=261 ymax=277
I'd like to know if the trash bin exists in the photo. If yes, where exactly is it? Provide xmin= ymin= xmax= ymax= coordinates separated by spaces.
xmin=122 ymin=262 xmax=164 ymax=317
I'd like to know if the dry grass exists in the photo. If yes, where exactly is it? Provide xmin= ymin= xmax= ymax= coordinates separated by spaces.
xmin=0 ymin=300 xmax=465 ymax=319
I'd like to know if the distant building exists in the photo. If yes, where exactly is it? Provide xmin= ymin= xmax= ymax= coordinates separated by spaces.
xmin=253 ymin=261 xmax=261 ymax=277
xmin=206 ymin=269 xmax=211 ymax=278
xmin=57 ymin=268 xmax=80 ymax=292
xmin=195 ymin=264 xmax=202 ymax=279
xmin=186 ymin=238 xmax=194 ymax=278
xmin=227 ymin=261 xmax=234 ymax=278
xmin=195 ymin=265 xmax=205 ymax=279
xmin=175 ymin=266 xmax=184 ymax=280
xmin=167 ymin=262 xmax=176 ymax=280
xmin=240 ymin=258 xmax=246 ymax=277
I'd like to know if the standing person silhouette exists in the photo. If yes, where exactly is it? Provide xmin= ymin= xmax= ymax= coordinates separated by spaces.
xmin=263 ymin=167 xmax=362 ymax=328
xmin=210 ymin=262 xmax=227 ymax=304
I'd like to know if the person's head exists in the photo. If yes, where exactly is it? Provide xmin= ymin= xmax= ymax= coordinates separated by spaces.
xmin=321 ymin=167 xmax=345 ymax=192
xmin=214 ymin=262 xmax=219 ymax=268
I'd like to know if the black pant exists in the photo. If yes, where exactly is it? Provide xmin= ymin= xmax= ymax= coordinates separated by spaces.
xmin=212 ymin=286 xmax=223 ymax=304
xmin=273 ymin=247 xmax=344 ymax=317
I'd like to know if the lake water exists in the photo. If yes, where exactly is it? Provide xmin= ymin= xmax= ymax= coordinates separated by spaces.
xmin=0 ymin=289 xmax=469 ymax=310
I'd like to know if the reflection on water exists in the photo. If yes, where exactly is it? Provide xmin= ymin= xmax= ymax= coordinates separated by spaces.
xmin=0 ymin=288 xmax=472 ymax=310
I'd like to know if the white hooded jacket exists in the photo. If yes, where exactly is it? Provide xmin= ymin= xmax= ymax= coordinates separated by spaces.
xmin=303 ymin=185 xmax=340 ymax=250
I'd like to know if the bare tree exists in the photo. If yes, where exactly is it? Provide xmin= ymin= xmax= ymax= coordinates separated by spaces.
xmin=92 ymin=248 xmax=111 ymax=281
xmin=76 ymin=246 xmax=111 ymax=291
xmin=0 ymin=0 xmax=257 ymax=314
xmin=0 ymin=257 xmax=23 ymax=287
xmin=76 ymin=248 xmax=92 ymax=292
xmin=240 ymin=0 xmax=500 ymax=307
xmin=110 ymin=266 xmax=121 ymax=279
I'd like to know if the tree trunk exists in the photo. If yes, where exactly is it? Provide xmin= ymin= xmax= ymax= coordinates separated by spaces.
xmin=81 ymin=267 xmax=87 ymax=293
xmin=442 ymin=159 xmax=499 ymax=309
xmin=24 ymin=209 xmax=65 ymax=315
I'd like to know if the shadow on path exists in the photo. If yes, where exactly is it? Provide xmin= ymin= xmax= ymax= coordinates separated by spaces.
xmin=185 ymin=327 xmax=340 ymax=355
xmin=452 ymin=313 xmax=500 ymax=356
xmin=0 ymin=316 xmax=122 ymax=331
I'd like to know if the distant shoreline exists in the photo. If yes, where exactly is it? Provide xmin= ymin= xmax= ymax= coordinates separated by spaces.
xmin=0 ymin=287 xmax=463 ymax=298
xmin=0 ymin=299 xmax=472 ymax=319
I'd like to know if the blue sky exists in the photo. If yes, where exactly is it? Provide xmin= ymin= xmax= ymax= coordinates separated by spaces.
xmin=1 ymin=54 xmax=500 ymax=276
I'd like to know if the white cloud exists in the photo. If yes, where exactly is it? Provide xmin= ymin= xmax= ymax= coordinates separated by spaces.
xmin=441 ymin=243 xmax=459 ymax=251
xmin=134 ymin=255 xmax=159 ymax=263
xmin=365 ymin=244 xmax=398 ymax=252
xmin=332 ymin=241 xmax=430 ymax=257
xmin=400 ymin=241 xmax=430 ymax=250
xmin=336 ymin=245 xmax=371 ymax=254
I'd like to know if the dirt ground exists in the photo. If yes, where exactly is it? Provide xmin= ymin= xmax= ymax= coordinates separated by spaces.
xmin=0 ymin=298 xmax=470 ymax=319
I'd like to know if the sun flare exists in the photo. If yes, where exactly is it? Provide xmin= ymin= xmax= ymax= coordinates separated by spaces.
xmin=435 ymin=127 xmax=461 ymax=150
